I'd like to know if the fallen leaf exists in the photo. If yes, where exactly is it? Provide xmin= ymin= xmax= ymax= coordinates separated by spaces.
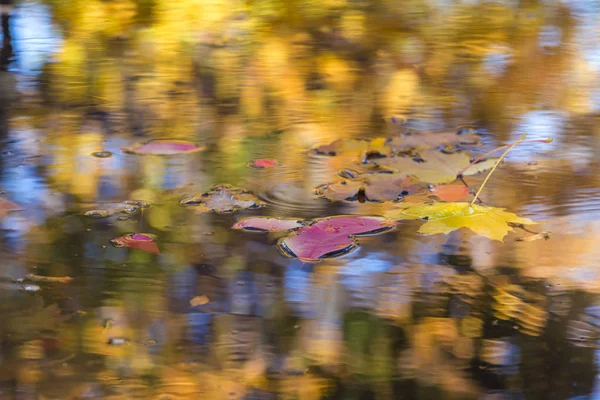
xmin=386 ymin=130 xmax=481 ymax=152
xmin=180 ymin=184 xmax=264 ymax=214
xmin=23 ymin=274 xmax=73 ymax=284
xmin=516 ymin=231 xmax=551 ymax=242
xmin=385 ymin=202 xmax=535 ymax=241
xmin=373 ymin=151 xmax=498 ymax=184
xmin=232 ymin=217 xmax=305 ymax=232
xmin=190 ymin=295 xmax=210 ymax=306
xmin=121 ymin=140 xmax=205 ymax=155
xmin=0 ymin=198 xmax=23 ymax=217
xmin=313 ymin=138 xmax=389 ymax=156
xmin=316 ymin=174 xmax=423 ymax=202
xmin=249 ymin=158 xmax=278 ymax=168
xmin=278 ymin=216 xmax=395 ymax=261
xmin=110 ymin=233 xmax=160 ymax=254
xmin=429 ymin=184 xmax=470 ymax=202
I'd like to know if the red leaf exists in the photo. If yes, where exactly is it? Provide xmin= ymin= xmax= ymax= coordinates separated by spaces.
xmin=249 ymin=158 xmax=278 ymax=169
xmin=0 ymin=198 xmax=22 ymax=217
xmin=429 ymin=184 xmax=470 ymax=201
xmin=277 ymin=216 xmax=395 ymax=261
xmin=232 ymin=217 xmax=304 ymax=232
xmin=110 ymin=233 xmax=160 ymax=254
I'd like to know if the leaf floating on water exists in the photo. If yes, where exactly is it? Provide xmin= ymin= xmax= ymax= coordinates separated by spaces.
xmin=386 ymin=130 xmax=481 ymax=152
xmin=312 ymin=138 xmax=388 ymax=156
xmin=23 ymin=274 xmax=73 ymax=284
xmin=385 ymin=202 xmax=535 ymax=241
xmin=121 ymin=140 xmax=205 ymax=156
xmin=373 ymin=151 xmax=498 ymax=184
xmin=249 ymin=158 xmax=278 ymax=169
xmin=316 ymin=174 xmax=423 ymax=202
xmin=429 ymin=184 xmax=470 ymax=202
xmin=278 ymin=216 xmax=395 ymax=262
xmin=84 ymin=209 xmax=111 ymax=219
xmin=110 ymin=233 xmax=160 ymax=254
xmin=189 ymin=295 xmax=210 ymax=307
xmin=0 ymin=198 xmax=23 ymax=217
xmin=232 ymin=217 xmax=305 ymax=232
xmin=516 ymin=231 xmax=551 ymax=242
xmin=91 ymin=151 xmax=112 ymax=158
xmin=180 ymin=184 xmax=264 ymax=214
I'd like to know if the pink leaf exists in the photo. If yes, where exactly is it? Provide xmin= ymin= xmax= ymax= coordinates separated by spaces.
xmin=249 ymin=158 xmax=278 ymax=169
xmin=277 ymin=216 xmax=395 ymax=261
xmin=121 ymin=140 xmax=205 ymax=155
xmin=232 ymin=217 xmax=305 ymax=232
xmin=0 ymin=198 xmax=22 ymax=217
xmin=110 ymin=233 xmax=160 ymax=254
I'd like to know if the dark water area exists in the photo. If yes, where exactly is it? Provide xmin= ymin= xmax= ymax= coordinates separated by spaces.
xmin=0 ymin=0 xmax=600 ymax=399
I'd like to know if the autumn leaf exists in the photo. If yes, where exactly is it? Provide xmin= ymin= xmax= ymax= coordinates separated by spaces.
xmin=249 ymin=158 xmax=278 ymax=168
xmin=180 ymin=184 xmax=265 ymax=214
xmin=429 ymin=184 xmax=471 ymax=201
xmin=386 ymin=130 xmax=481 ymax=152
xmin=385 ymin=202 xmax=535 ymax=241
xmin=316 ymin=174 xmax=423 ymax=202
xmin=372 ymin=150 xmax=498 ymax=184
xmin=121 ymin=140 xmax=205 ymax=155
xmin=110 ymin=233 xmax=160 ymax=254
xmin=0 ymin=198 xmax=23 ymax=217
xmin=312 ymin=138 xmax=389 ymax=156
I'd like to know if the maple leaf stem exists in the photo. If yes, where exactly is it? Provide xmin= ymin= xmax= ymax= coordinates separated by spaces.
xmin=458 ymin=137 xmax=553 ymax=177
xmin=470 ymin=134 xmax=528 ymax=207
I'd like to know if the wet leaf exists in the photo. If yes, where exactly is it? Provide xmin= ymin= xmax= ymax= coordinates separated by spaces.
xmin=313 ymin=138 xmax=388 ymax=156
xmin=516 ymin=231 xmax=551 ymax=242
xmin=232 ymin=217 xmax=305 ymax=232
xmin=278 ymin=216 xmax=395 ymax=261
xmin=110 ymin=233 xmax=160 ymax=254
xmin=190 ymin=295 xmax=210 ymax=306
xmin=23 ymin=274 xmax=73 ymax=284
xmin=387 ymin=130 xmax=481 ymax=152
xmin=429 ymin=184 xmax=470 ymax=201
xmin=180 ymin=184 xmax=264 ymax=214
xmin=121 ymin=140 xmax=205 ymax=155
xmin=249 ymin=158 xmax=278 ymax=168
xmin=385 ymin=202 xmax=535 ymax=241
xmin=0 ymin=198 xmax=23 ymax=217
xmin=373 ymin=151 xmax=498 ymax=184
xmin=316 ymin=174 xmax=423 ymax=202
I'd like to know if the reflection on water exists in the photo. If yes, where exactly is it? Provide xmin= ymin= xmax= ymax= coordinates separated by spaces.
xmin=0 ymin=0 xmax=600 ymax=398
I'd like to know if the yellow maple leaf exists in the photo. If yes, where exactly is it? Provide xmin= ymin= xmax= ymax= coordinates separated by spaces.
xmin=385 ymin=202 xmax=535 ymax=241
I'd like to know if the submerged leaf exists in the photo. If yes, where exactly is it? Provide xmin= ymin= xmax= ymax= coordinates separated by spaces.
xmin=232 ymin=217 xmax=305 ymax=232
xmin=121 ymin=140 xmax=205 ymax=155
xmin=0 ymin=198 xmax=23 ymax=217
xmin=180 ymin=184 xmax=264 ymax=214
xmin=385 ymin=202 xmax=535 ymax=241
xmin=387 ymin=130 xmax=481 ymax=152
xmin=316 ymin=174 xmax=423 ymax=202
xmin=249 ymin=158 xmax=278 ymax=168
xmin=373 ymin=151 xmax=498 ymax=184
xmin=278 ymin=216 xmax=395 ymax=261
xmin=110 ymin=233 xmax=160 ymax=254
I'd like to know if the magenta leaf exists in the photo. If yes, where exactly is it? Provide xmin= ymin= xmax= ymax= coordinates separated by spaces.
xmin=110 ymin=233 xmax=160 ymax=254
xmin=277 ymin=216 xmax=395 ymax=261
xmin=249 ymin=158 xmax=278 ymax=169
xmin=232 ymin=217 xmax=305 ymax=232
xmin=121 ymin=140 xmax=205 ymax=155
